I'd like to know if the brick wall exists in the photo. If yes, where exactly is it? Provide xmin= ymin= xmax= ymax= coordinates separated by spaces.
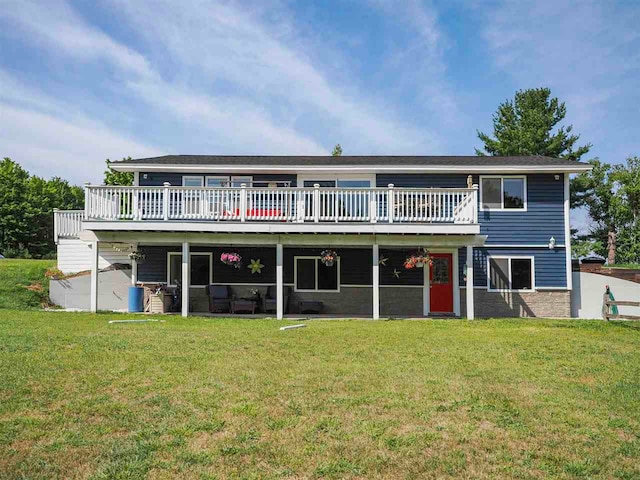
xmin=460 ymin=289 xmax=570 ymax=318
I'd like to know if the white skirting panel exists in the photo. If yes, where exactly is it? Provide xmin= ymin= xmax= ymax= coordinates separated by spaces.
xmin=57 ymin=239 xmax=131 ymax=274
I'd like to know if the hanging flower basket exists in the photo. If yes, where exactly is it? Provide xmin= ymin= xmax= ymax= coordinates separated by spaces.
xmin=220 ymin=252 xmax=242 ymax=268
xmin=128 ymin=250 xmax=146 ymax=263
xmin=320 ymin=249 xmax=337 ymax=267
xmin=403 ymin=249 xmax=433 ymax=270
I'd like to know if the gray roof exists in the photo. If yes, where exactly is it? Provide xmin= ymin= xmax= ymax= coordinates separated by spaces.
xmin=113 ymin=155 xmax=588 ymax=168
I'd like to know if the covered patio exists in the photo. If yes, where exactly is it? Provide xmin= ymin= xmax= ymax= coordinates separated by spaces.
xmin=81 ymin=231 xmax=486 ymax=319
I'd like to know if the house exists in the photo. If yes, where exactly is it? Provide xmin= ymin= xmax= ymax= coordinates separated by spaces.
xmin=53 ymin=155 xmax=591 ymax=318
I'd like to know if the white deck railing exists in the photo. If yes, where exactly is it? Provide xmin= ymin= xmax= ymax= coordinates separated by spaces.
xmin=53 ymin=209 xmax=84 ymax=241
xmin=83 ymin=184 xmax=478 ymax=225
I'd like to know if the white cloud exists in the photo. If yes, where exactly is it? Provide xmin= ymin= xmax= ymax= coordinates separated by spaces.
xmin=1 ymin=0 xmax=441 ymax=158
xmin=481 ymin=0 xmax=640 ymax=158
xmin=0 ymin=73 xmax=161 ymax=184
xmin=0 ymin=0 xmax=154 ymax=79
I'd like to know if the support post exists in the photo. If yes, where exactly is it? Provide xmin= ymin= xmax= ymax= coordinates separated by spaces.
xmin=90 ymin=240 xmax=99 ymax=312
xmin=372 ymin=243 xmax=380 ymax=319
xmin=84 ymin=182 xmax=90 ymax=219
xmin=276 ymin=243 xmax=284 ymax=320
xmin=387 ymin=184 xmax=395 ymax=223
xmin=240 ymin=183 xmax=247 ymax=222
xmin=472 ymin=184 xmax=479 ymax=224
xmin=163 ymin=182 xmax=170 ymax=221
xmin=466 ymin=245 xmax=474 ymax=319
xmin=131 ymin=243 xmax=138 ymax=286
xmin=181 ymin=241 xmax=190 ymax=317
xmin=53 ymin=208 xmax=59 ymax=245
xmin=313 ymin=184 xmax=320 ymax=223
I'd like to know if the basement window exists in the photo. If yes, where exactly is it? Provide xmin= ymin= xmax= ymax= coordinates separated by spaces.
xmin=487 ymin=256 xmax=534 ymax=292
xmin=294 ymin=256 xmax=340 ymax=292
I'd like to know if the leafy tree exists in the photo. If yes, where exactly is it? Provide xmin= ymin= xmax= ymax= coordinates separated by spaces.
xmin=0 ymin=158 xmax=33 ymax=256
xmin=572 ymin=157 xmax=640 ymax=264
xmin=0 ymin=158 xmax=85 ymax=258
xmin=104 ymin=157 xmax=134 ymax=185
xmin=331 ymin=144 xmax=342 ymax=156
xmin=571 ymin=239 xmax=603 ymax=259
xmin=27 ymin=176 xmax=84 ymax=257
xmin=476 ymin=88 xmax=591 ymax=161
xmin=609 ymin=156 xmax=640 ymax=264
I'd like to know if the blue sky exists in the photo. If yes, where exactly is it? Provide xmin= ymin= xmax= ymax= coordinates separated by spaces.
xmin=0 ymin=0 xmax=638 ymax=189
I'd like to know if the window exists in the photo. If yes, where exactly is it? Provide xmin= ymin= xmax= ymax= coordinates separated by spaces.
xmin=231 ymin=176 xmax=253 ymax=187
xmin=480 ymin=176 xmax=526 ymax=210
xmin=183 ymin=176 xmax=204 ymax=187
xmin=206 ymin=176 xmax=229 ymax=187
xmin=294 ymin=256 xmax=340 ymax=292
xmin=167 ymin=252 xmax=212 ymax=286
xmin=487 ymin=256 xmax=534 ymax=291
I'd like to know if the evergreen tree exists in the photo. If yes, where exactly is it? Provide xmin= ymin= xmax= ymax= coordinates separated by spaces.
xmin=477 ymin=88 xmax=591 ymax=161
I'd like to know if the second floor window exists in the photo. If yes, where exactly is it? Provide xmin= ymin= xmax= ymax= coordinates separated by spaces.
xmin=480 ymin=176 xmax=526 ymax=210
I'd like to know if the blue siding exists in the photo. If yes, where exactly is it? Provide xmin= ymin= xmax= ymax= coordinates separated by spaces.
xmin=457 ymin=247 xmax=567 ymax=288
xmin=377 ymin=173 xmax=566 ymax=246
xmin=475 ymin=174 xmax=565 ymax=245
xmin=140 ymin=172 xmax=297 ymax=187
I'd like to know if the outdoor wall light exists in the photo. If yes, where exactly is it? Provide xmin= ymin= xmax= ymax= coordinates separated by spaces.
xmin=548 ymin=236 xmax=557 ymax=249
xmin=554 ymin=174 xmax=560 ymax=180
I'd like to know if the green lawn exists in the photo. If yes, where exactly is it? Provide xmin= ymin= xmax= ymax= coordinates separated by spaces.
xmin=1 ymin=312 xmax=639 ymax=479
xmin=0 ymin=259 xmax=56 ymax=310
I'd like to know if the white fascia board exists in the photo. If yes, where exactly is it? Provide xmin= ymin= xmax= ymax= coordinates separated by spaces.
xmin=82 ymin=220 xmax=481 ymax=235
xmin=85 ymin=231 xmax=488 ymax=247
xmin=109 ymin=164 xmax=593 ymax=174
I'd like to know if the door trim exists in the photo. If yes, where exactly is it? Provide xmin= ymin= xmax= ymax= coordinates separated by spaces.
xmin=422 ymin=249 xmax=460 ymax=316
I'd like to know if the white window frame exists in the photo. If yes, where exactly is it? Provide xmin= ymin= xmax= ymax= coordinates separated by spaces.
xmin=486 ymin=255 xmax=535 ymax=292
xmin=167 ymin=252 xmax=213 ymax=287
xmin=297 ymin=174 xmax=375 ymax=188
xmin=293 ymin=255 xmax=341 ymax=293
xmin=205 ymin=175 xmax=230 ymax=187
xmin=231 ymin=175 xmax=253 ymax=187
xmin=479 ymin=175 xmax=527 ymax=211
xmin=182 ymin=176 xmax=204 ymax=187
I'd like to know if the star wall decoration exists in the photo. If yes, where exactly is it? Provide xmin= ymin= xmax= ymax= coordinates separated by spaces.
xmin=248 ymin=258 xmax=265 ymax=274
xmin=378 ymin=255 xmax=388 ymax=266
xmin=393 ymin=269 xmax=401 ymax=279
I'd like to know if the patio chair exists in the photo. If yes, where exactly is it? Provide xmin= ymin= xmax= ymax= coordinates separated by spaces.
xmin=262 ymin=285 xmax=290 ymax=314
xmin=205 ymin=285 xmax=232 ymax=313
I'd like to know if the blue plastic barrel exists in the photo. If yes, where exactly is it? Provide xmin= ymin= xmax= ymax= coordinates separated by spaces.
xmin=128 ymin=286 xmax=144 ymax=312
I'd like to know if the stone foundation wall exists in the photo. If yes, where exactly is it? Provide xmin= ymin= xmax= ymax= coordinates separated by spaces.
xmin=460 ymin=288 xmax=571 ymax=318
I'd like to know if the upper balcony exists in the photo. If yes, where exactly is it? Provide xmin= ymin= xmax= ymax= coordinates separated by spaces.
xmin=66 ymin=184 xmax=479 ymax=236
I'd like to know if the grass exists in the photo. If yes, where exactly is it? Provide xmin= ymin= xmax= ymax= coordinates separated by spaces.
xmin=0 ymin=259 xmax=55 ymax=310
xmin=607 ymin=264 xmax=640 ymax=270
xmin=0 ymin=312 xmax=639 ymax=479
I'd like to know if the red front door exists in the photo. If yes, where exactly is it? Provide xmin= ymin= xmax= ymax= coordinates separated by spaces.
xmin=429 ymin=253 xmax=454 ymax=314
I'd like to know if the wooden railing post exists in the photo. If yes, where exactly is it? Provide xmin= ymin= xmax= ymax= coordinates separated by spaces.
xmin=84 ymin=182 xmax=90 ymax=219
xmin=163 ymin=182 xmax=170 ymax=221
xmin=472 ymin=184 xmax=479 ymax=223
xmin=132 ymin=185 xmax=140 ymax=220
xmin=240 ymin=184 xmax=247 ymax=222
xmin=296 ymin=189 xmax=306 ymax=222
xmin=53 ymin=208 xmax=59 ymax=244
xmin=387 ymin=184 xmax=395 ymax=223
xmin=602 ymin=292 xmax=610 ymax=320
xmin=313 ymin=184 xmax=320 ymax=223
xmin=370 ymin=190 xmax=377 ymax=223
